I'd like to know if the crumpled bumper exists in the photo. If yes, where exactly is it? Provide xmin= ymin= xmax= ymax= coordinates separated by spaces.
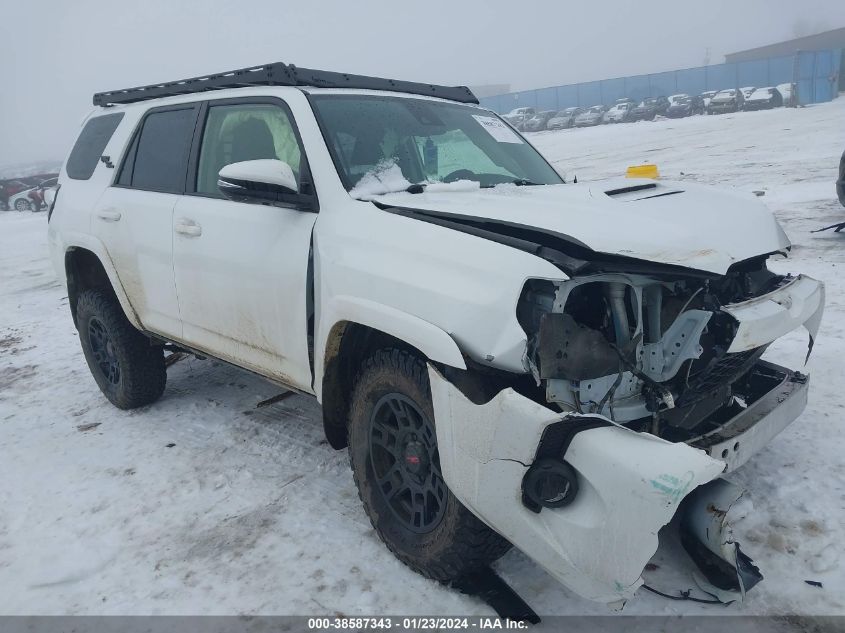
xmin=689 ymin=361 xmax=808 ymax=472
xmin=428 ymin=357 xmax=809 ymax=605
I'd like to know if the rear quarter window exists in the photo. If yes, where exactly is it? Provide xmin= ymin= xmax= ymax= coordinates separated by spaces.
xmin=65 ymin=113 xmax=124 ymax=180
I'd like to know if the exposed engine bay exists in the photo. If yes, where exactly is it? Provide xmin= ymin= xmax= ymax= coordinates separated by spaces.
xmin=429 ymin=258 xmax=823 ymax=606
xmin=517 ymin=259 xmax=820 ymax=446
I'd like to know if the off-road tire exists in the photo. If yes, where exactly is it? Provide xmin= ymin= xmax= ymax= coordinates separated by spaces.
xmin=348 ymin=348 xmax=511 ymax=582
xmin=76 ymin=289 xmax=166 ymax=409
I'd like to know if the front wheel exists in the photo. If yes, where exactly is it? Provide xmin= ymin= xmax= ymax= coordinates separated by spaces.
xmin=348 ymin=348 xmax=511 ymax=582
xmin=14 ymin=198 xmax=31 ymax=212
xmin=76 ymin=289 xmax=166 ymax=409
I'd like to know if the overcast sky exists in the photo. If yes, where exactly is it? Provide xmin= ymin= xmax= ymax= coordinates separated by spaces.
xmin=1 ymin=0 xmax=843 ymax=168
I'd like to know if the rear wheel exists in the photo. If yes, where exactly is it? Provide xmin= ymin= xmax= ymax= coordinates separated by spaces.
xmin=76 ymin=289 xmax=166 ymax=409
xmin=348 ymin=348 xmax=511 ymax=581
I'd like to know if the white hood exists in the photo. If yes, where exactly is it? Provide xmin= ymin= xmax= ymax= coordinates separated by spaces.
xmin=369 ymin=180 xmax=791 ymax=275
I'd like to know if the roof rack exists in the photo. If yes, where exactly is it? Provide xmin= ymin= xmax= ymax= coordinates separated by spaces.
xmin=93 ymin=62 xmax=479 ymax=106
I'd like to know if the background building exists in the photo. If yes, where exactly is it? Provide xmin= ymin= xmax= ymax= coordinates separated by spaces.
xmin=725 ymin=27 xmax=845 ymax=90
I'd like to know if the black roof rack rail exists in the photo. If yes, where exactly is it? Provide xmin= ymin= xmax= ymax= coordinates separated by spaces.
xmin=93 ymin=62 xmax=479 ymax=107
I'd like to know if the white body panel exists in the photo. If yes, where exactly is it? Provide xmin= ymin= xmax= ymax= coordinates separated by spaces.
xmin=368 ymin=179 xmax=791 ymax=275
xmin=172 ymin=195 xmax=317 ymax=390
xmin=722 ymin=274 xmax=824 ymax=353
xmin=311 ymin=196 xmax=563 ymax=388
xmin=93 ymin=187 xmax=182 ymax=339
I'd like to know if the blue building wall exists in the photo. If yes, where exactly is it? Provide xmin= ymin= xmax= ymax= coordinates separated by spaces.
xmin=479 ymin=49 xmax=841 ymax=113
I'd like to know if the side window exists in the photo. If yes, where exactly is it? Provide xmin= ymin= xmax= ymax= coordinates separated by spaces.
xmin=123 ymin=107 xmax=197 ymax=193
xmin=195 ymin=103 xmax=303 ymax=196
xmin=66 ymin=113 xmax=124 ymax=180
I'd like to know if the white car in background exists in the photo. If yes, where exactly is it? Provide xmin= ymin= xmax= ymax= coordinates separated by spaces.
xmin=777 ymin=82 xmax=796 ymax=106
xmin=700 ymin=90 xmax=718 ymax=110
xmin=602 ymin=102 xmax=633 ymax=123
xmin=7 ymin=177 xmax=58 ymax=212
xmin=7 ymin=187 xmax=39 ymax=211
xmin=503 ymin=106 xmax=536 ymax=129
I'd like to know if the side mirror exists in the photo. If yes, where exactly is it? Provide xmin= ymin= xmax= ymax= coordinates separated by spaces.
xmin=218 ymin=159 xmax=299 ymax=204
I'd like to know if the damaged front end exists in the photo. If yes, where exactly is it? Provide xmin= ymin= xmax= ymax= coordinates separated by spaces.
xmin=430 ymin=259 xmax=823 ymax=606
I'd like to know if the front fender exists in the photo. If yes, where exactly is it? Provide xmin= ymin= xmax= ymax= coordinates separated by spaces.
xmin=313 ymin=296 xmax=466 ymax=401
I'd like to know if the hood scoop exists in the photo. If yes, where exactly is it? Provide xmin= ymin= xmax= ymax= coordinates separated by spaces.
xmin=604 ymin=182 xmax=684 ymax=202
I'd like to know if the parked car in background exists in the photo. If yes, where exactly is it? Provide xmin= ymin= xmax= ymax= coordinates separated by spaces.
xmin=665 ymin=94 xmax=705 ymax=118
xmin=7 ymin=187 xmax=40 ymax=211
xmin=700 ymin=90 xmax=718 ymax=110
xmin=504 ymin=107 xmax=536 ymax=130
xmin=523 ymin=110 xmax=559 ymax=132
xmin=603 ymin=102 xmax=634 ymax=123
xmin=0 ymin=179 xmax=30 ymax=210
xmin=777 ymin=83 xmax=797 ymax=107
xmin=744 ymin=87 xmax=784 ymax=111
xmin=546 ymin=107 xmax=583 ymax=130
xmin=668 ymin=93 xmax=689 ymax=105
xmin=740 ymin=86 xmax=756 ymax=99
xmin=12 ymin=177 xmax=58 ymax=212
xmin=708 ymin=89 xmax=745 ymax=114
xmin=630 ymin=96 xmax=670 ymax=121
xmin=615 ymin=97 xmax=637 ymax=107
xmin=573 ymin=105 xmax=607 ymax=127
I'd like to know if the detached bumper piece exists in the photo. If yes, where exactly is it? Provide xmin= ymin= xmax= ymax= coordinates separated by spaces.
xmin=722 ymin=274 xmax=824 ymax=359
xmin=680 ymin=479 xmax=763 ymax=603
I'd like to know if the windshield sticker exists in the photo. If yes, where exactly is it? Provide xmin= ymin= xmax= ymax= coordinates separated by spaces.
xmin=472 ymin=115 xmax=524 ymax=144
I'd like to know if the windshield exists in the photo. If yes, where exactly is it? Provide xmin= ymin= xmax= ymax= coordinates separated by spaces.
xmin=310 ymin=95 xmax=563 ymax=192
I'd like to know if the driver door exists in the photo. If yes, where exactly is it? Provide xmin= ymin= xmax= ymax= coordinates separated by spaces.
xmin=172 ymin=98 xmax=317 ymax=392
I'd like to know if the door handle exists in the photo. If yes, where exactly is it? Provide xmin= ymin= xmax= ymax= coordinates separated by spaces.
xmin=96 ymin=209 xmax=122 ymax=222
xmin=175 ymin=220 xmax=202 ymax=237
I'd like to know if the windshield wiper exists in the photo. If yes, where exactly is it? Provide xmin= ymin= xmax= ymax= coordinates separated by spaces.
xmin=406 ymin=179 xmax=538 ymax=193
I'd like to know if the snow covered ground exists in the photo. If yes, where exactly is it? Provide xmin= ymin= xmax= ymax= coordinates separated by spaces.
xmin=1 ymin=99 xmax=844 ymax=620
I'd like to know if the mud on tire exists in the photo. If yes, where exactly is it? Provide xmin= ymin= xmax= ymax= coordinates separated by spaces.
xmin=348 ymin=348 xmax=511 ymax=582
xmin=76 ymin=289 xmax=166 ymax=409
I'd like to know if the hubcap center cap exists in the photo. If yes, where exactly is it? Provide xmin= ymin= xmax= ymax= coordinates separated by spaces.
xmin=402 ymin=439 xmax=429 ymax=478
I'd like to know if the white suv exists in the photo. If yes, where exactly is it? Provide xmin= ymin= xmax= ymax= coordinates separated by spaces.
xmin=48 ymin=62 xmax=824 ymax=606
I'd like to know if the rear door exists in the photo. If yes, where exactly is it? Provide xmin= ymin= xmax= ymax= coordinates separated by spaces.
xmin=172 ymin=97 xmax=318 ymax=391
xmin=94 ymin=104 xmax=200 ymax=338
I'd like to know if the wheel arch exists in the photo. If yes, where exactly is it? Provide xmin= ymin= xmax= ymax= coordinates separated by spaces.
xmin=64 ymin=243 xmax=141 ymax=330
xmin=317 ymin=305 xmax=467 ymax=450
